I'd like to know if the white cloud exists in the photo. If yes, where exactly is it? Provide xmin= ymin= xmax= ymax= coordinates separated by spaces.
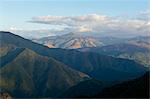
xmin=30 ymin=14 xmax=108 ymax=26
xmin=77 ymin=26 xmax=92 ymax=32
xmin=29 ymin=13 xmax=150 ymax=37
xmin=137 ymin=11 xmax=150 ymax=21
xmin=9 ymin=29 xmax=56 ymax=39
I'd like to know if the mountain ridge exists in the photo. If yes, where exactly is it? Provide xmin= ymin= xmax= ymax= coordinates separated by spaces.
xmin=0 ymin=48 xmax=89 ymax=97
xmin=33 ymin=32 xmax=103 ymax=49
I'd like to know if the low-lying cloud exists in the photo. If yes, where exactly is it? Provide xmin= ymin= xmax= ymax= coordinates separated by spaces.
xmin=29 ymin=13 xmax=150 ymax=37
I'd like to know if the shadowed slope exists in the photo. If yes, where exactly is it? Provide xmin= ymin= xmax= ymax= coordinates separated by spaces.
xmin=78 ymin=43 xmax=150 ymax=67
xmin=59 ymin=79 xmax=104 ymax=98
xmin=60 ymin=72 xmax=149 ymax=98
xmin=0 ymin=48 xmax=89 ymax=98
xmin=0 ymin=48 xmax=24 ymax=68
xmin=93 ymin=72 xmax=150 ymax=98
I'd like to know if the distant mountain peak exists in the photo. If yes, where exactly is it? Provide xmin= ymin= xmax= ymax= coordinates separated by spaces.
xmin=33 ymin=32 xmax=103 ymax=49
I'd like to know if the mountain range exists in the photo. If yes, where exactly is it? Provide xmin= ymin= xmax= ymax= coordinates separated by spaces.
xmin=0 ymin=31 xmax=149 ymax=98
xmin=33 ymin=33 xmax=150 ymax=49
xmin=33 ymin=32 xmax=150 ymax=67
xmin=127 ymin=36 xmax=150 ymax=49
xmin=0 ymin=44 xmax=89 ymax=98
xmin=33 ymin=33 xmax=104 ymax=49
xmin=60 ymin=72 xmax=149 ymax=98
xmin=78 ymin=43 xmax=150 ymax=67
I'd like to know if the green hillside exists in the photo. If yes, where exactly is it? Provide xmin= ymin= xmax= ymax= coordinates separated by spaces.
xmin=0 ymin=48 xmax=89 ymax=98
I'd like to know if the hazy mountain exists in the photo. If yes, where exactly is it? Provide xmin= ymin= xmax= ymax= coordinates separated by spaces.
xmin=78 ymin=43 xmax=150 ymax=67
xmin=79 ymin=43 xmax=149 ymax=56
xmin=127 ymin=36 xmax=150 ymax=49
xmin=128 ymin=36 xmax=150 ymax=43
xmin=97 ymin=36 xmax=126 ymax=45
xmin=0 ymin=31 xmax=147 ymax=82
xmin=33 ymin=33 xmax=104 ymax=49
xmin=0 ymin=48 xmax=89 ymax=98
xmin=33 ymin=33 xmax=150 ymax=49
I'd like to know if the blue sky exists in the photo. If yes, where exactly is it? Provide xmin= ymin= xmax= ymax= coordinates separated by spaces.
xmin=0 ymin=0 xmax=149 ymax=30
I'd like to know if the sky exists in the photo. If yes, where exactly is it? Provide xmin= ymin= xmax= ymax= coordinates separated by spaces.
xmin=0 ymin=0 xmax=149 ymax=38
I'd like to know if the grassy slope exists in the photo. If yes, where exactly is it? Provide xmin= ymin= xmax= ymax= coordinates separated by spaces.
xmin=0 ymin=48 xmax=89 ymax=98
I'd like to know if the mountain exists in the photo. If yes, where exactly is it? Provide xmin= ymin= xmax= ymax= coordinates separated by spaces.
xmin=60 ymin=72 xmax=149 ymax=98
xmin=0 ymin=31 xmax=147 ymax=82
xmin=0 ymin=31 xmax=149 ymax=98
xmin=59 ymin=79 xmax=104 ymax=98
xmin=78 ymin=43 xmax=150 ymax=67
xmin=93 ymin=72 xmax=149 ymax=98
xmin=78 ymin=43 xmax=149 ymax=55
xmin=33 ymin=33 xmax=103 ymax=49
xmin=97 ymin=36 xmax=126 ymax=45
xmin=0 ymin=44 xmax=16 ymax=57
xmin=0 ymin=48 xmax=89 ymax=98
xmin=33 ymin=33 xmax=150 ymax=49
xmin=128 ymin=36 xmax=150 ymax=43
xmin=127 ymin=36 xmax=150 ymax=49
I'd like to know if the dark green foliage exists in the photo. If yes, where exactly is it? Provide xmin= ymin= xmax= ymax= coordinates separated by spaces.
xmin=0 ymin=48 xmax=88 ymax=98
xmin=60 ymin=72 xmax=149 ymax=98
xmin=0 ymin=48 xmax=24 ymax=68
xmin=93 ymin=72 xmax=150 ymax=98
xmin=59 ymin=79 xmax=104 ymax=98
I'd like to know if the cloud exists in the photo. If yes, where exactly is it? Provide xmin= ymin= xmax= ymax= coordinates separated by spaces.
xmin=137 ymin=11 xmax=150 ymax=21
xmin=30 ymin=14 xmax=108 ymax=26
xmin=9 ymin=28 xmax=56 ymax=39
xmin=29 ymin=13 xmax=150 ymax=37
xmin=77 ymin=26 xmax=92 ymax=32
